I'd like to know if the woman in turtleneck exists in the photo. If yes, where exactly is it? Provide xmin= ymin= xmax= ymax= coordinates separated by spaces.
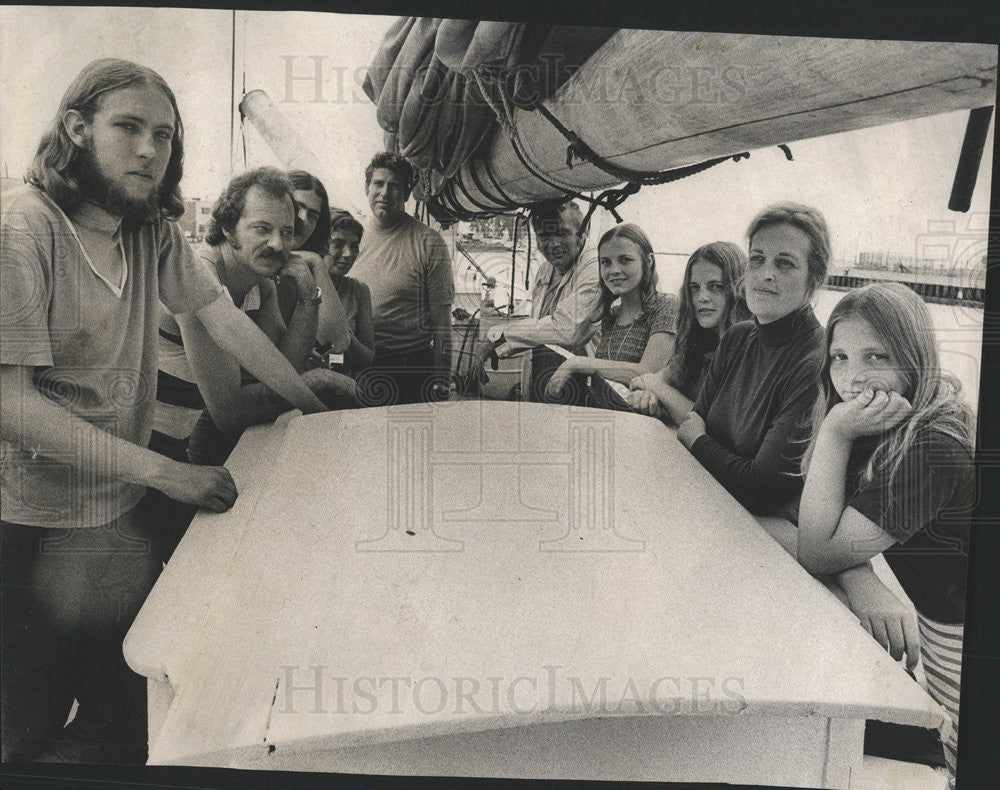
xmin=676 ymin=203 xmax=829 ymax=515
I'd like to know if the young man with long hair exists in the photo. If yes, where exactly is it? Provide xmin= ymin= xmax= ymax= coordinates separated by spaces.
xmin=0 ymin=58 xmax=327 ymax=764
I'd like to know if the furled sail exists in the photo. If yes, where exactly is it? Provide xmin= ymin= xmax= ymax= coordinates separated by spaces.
xmin=365 ymin=22 xmax=996 ymax=222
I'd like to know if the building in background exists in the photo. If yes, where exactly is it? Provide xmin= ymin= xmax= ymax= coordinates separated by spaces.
xmin=179 ymin=198 xmax=214 ymax=242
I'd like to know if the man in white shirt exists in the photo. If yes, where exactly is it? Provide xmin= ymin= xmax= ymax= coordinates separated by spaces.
xmin=476 ymin=200 xmax=601 ymax=401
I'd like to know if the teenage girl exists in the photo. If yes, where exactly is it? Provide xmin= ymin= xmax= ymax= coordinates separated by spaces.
xmin=628 ymin=240 xmax=749 ymax=424
xmin=544 ymin=223 xmax=676 ymax=402
xmin=797 ymin=282 xmax=974 ymax=781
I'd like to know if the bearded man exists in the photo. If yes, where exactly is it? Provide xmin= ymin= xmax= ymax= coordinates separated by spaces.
xmin=0 ymin=59 xmax=327 ymax=764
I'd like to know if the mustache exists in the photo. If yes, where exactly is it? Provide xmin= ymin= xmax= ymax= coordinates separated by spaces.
xmin=257 ymin=248 xmax=287 ymax=261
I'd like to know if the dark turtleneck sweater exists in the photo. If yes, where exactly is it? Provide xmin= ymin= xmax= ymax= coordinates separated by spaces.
xmin=690 ymin=303 xmax=825 ymax=514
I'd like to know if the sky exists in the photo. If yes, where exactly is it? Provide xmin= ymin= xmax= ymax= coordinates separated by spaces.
xmin=1 ymin=4 xmax=994 ymax=287
xmin=0 ymin=7 xmax=390 ymax=209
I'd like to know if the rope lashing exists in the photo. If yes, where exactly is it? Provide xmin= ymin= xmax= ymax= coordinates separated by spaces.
xmin=579 ymin=183 xmax=642 ymax=229
xmin=428 ymin=65 xmax=795 ymax=224
xmin=533 ymin=100 xmax=751 ymax=187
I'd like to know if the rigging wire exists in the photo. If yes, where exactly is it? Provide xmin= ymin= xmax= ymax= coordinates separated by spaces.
xmin=535 ymin=101 xmax=750 ymax=187
xmin=241 ymin=12 xmax=247 ymax=171
xmin=509 ymin=214 xmax=520 ymax=314
xmin=229 ymin=10 xmax=236 ymax=176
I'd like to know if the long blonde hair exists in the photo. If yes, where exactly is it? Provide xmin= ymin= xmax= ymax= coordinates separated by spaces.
xmin=587 ymin=223 xmax=659 ymax=324
xmin=801 ymin=283 xmax=975 ymax=488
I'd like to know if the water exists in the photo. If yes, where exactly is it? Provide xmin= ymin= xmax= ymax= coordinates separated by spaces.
xmin=657 ymin=255 xmax=984 ymax=407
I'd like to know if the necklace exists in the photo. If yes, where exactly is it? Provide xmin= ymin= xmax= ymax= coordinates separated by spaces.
xmin=611 ymin=314 xmax=642 ymax=361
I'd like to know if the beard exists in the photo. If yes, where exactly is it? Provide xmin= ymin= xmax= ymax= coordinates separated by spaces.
xmin=74 ymin=145 xmax=163 ymax=226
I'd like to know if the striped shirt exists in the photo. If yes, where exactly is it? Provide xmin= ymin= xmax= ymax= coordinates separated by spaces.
xmin=153 ymin=244 xmax=266 ymax=442
xmin=846 ymin=425 xmax=972 ymax=784
xmin=917 ymin=613 xmax=963 ymax=781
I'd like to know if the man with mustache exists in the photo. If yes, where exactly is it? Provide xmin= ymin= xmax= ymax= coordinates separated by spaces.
xmin=476 ymin=201 xmax=601 ymax=402
xmin=0 ymin=60 xmax=327 ymax=764
xmin=152 ymin=167 xmax=357 ymax=553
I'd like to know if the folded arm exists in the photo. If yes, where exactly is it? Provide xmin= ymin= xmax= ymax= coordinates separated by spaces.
xmin=500 ymin=263 xmax=601 ymax=352
xmin=309 ymin=256 xmax=351 ymax=354
xmin=192 ymin=294 xmax=326 ymax=416
xmin=685 ymin=430 xmax=806 ymax=513
xmin=796 ymin=417 xmax=895 ymax=574
xmin=547 ymin=332 xmax=674 ymax=399
xmin=629 ymin=362 xmax=695 ymax=425
xmin=681 ymin=359 xmax=819 ymax=514
xmin=253 ymin=283 xmax=316 ymax=372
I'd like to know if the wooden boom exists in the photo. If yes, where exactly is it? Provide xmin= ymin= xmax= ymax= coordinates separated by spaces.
xmin=447 ymin=31 xmax=996 ymax=211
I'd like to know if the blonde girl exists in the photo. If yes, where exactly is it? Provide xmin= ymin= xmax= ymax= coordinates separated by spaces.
xmin=797 ymin=282 xmax=974 ymax=780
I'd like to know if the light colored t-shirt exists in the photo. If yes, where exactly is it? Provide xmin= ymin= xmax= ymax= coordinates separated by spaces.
xmin=350 ymin=213 xmax=453 ymax=356
xmin=0 ymin=188 xmax=224 ymax=527
xmin=334 ymin=275 xmax=366 ymax=336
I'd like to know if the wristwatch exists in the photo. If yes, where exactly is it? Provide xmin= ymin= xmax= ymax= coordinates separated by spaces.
xmin=298 ymin=286 xmax=322 ymax=305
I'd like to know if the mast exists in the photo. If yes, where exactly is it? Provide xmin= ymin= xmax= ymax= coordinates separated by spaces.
xmin=230 ymin=9 xmax=248 ymax=179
